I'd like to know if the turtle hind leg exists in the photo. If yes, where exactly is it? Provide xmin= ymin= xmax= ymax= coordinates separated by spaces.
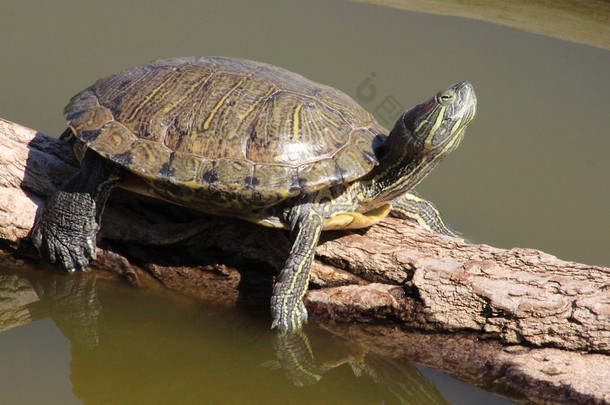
xmin=32 ymin=149 xmax=123 ymax=272
xmin=271 ymin=209 xmax=324 ymax=333
xmin=390 ymin=191 xmax=460 ymax=237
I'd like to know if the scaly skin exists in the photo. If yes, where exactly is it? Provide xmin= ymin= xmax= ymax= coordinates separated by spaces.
xmin=32 ymin=150 xmax=123 ymax=272
xmin=271 ymin=207 xmax=324 ymax=332
xmin=389 ymin=191 xmax=459 ymax=237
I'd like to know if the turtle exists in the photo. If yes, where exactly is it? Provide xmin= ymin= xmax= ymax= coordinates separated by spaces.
xmin=31 ymin=56 xmax=477 ymax=333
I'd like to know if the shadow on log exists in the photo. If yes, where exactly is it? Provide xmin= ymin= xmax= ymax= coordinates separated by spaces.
xmin=1 ymin=118 xmax=609 ymax=403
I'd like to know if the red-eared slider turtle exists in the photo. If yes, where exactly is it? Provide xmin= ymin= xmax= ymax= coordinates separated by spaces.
xmin=32 ymin=56 xmax=477 ymax=332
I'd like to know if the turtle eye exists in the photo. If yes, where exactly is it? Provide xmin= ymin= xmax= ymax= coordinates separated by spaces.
xmin=438 ymin=91 xmax=455 ymax=104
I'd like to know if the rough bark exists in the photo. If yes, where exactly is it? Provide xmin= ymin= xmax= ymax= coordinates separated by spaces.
xmin=1 ymin=117 xmax=609 ymax=403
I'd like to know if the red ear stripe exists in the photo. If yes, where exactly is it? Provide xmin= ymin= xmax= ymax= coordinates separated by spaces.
xmin=421 ymin=100 xmax=435 ymax=111
xmin=401 ymin=99 xmax=435 ymax=128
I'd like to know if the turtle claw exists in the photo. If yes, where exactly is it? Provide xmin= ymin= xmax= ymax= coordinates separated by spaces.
xmin=31 ymin=190 xmax=98 ymax=273
xmin=271 ymin=294 xmax=308 ymax=333
xmin=32 ymin=217 xmax=94 ymax=273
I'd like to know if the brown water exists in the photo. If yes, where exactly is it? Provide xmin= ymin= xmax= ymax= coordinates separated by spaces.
xmin=1 ymin=0 xmax=608 ymax=403
xmin=1 ymin=269 xmax=515 ymax=405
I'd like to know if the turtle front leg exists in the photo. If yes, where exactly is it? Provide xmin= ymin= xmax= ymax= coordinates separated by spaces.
xmin=389 ymin=191 xmax=458 ymax=237
xmin=32 ymin=150 xmax=123 ymax=272
xmin=271 ymin=208 xmax=324 ymax=333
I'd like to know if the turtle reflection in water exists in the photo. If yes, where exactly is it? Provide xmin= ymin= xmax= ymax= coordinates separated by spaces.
xmin=32 ymin=56 xmax=477 ymax=333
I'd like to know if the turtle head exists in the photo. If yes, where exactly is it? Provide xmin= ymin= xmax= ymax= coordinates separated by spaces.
xmin=394 ymin=81 xmax=477 ymax=159
xmin=369 ymin=82 xmax=476 ymax=203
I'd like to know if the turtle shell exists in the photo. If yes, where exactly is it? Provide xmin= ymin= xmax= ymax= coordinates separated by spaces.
xmin=64 ymin=56 xmax=384 ymax=208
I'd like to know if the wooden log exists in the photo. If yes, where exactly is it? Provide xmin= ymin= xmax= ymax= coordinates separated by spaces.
xmin=1 ymin=118 xmax=609 ymax=403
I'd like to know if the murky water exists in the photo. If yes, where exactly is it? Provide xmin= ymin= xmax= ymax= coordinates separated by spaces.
xmin=1 ymin=0 xmax=608 ymax=403
xmin=1 ymin=267 xmax=514 ymax=405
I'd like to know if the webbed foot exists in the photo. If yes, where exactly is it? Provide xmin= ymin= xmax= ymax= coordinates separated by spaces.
xmin=390 ymin=191 xmax=459 ymax=237
xmin=32 ymin=190 xmax=99 ymax=272
xmin=271 ymin=293 xmax=308 ymax=332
